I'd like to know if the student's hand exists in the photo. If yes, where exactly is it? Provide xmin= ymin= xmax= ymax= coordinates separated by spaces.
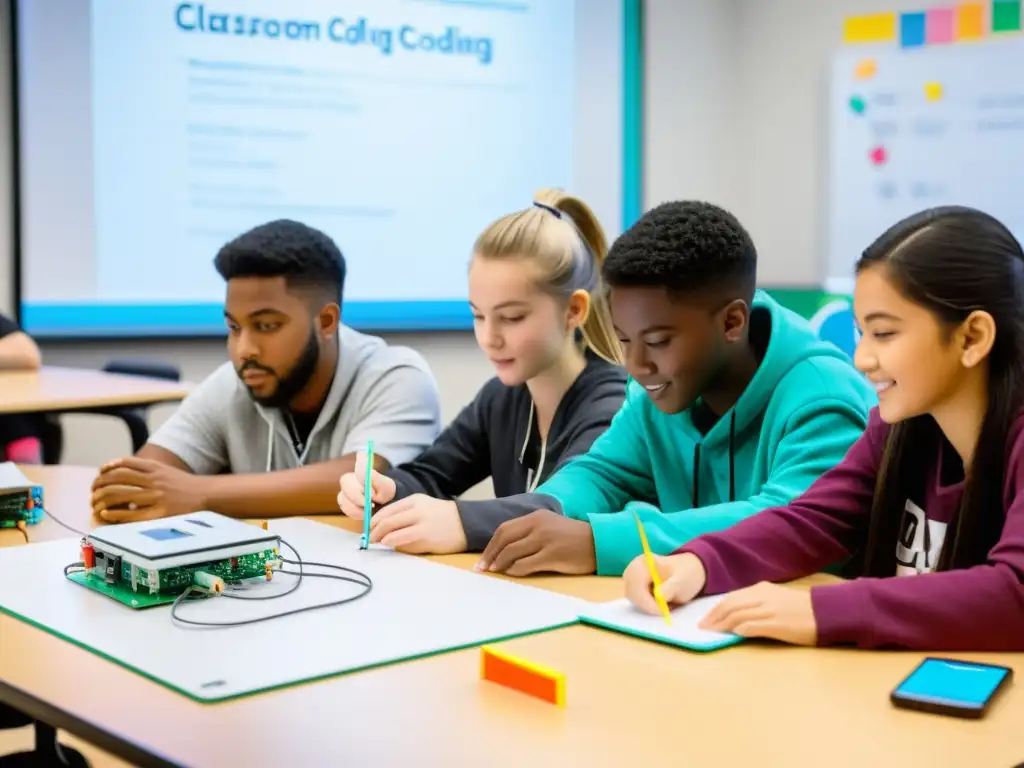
xmin=476 ymin=510 xmax=596 ymax=577
xmin=699 ymin=582 xmax=818 ymax=646
xmin=368 ymin=494 xmax=467 ymax=554
xmin=623 ymin=552 xmax=707 ymax=614
xmin=337 ymin=450 xmax=396 ymax=519
xmin=90 ymin=457 xmax=206 ymax=523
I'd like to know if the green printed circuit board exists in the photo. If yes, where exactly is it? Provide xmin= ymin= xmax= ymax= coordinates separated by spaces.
xmin=0 ymin=487 xmax=44 ymax=527
xmin=67 ymin=547 xmax=279 ymax=609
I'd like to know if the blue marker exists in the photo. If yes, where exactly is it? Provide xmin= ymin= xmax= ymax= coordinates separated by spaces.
xmin=360 ymin=440 xmax=374 ymax=549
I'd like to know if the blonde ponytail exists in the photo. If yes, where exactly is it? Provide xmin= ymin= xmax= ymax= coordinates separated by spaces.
xmin=472 ymin=188 xmax=622 ymax=365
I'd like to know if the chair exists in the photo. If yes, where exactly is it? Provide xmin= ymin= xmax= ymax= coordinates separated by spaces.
xmin=0 ymin=705 xmax=88 ymax=767
xmin=99 ymin=359 xmax=182 ymax=455
xmin=37 ymin=359 xmax=182 ymax=463
xmin=38 ymin=415 xmax=63 ymax=466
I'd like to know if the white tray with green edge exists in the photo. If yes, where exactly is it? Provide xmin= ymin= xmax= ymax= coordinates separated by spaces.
xmin=0 ymin=518 xmax=585 ymax=703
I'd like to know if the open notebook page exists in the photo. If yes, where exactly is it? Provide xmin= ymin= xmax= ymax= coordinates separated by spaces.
xmin=579 ymin=594 xmax=744 ymax=652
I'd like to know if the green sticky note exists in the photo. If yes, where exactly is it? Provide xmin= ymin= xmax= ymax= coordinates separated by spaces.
xmin=993 ymin=1 xmax=1021 ymax=32
xmin=849 ymin=95 xmax=866 ymax=114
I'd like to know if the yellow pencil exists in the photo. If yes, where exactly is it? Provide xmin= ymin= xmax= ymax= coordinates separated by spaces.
xmin=633 ymin=511 xmax=672 ymax=626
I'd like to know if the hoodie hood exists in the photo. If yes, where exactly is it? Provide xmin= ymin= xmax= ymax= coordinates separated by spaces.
xmin=682 ymin=290 xmax=852 ymax=442
xmin=535 ymin=288 xmax=876 ymax=576
xmin=680 ymin=290 xmax=856 ymax=505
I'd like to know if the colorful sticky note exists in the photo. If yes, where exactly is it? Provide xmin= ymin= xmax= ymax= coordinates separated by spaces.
xmin=924 ymin=81 xmax=944 ymax=101
xmin=849 ymin=95 xmax=867 ymax=114
xmin=993 ymin=0 xmax=1022 ymax=32
xmin=844 ymin=13 xmax=898 ymax=43
xmin=901 ymin=11 xmax=927 ymax=46
xmin=927 ymin=8 xmax=956 ymax=42
xmin=955 ymin=3 xmax=985 ymax=38
xmin=869 ymin=146 xmax=888 ymax=166
xmin=854 ymin=58 xmax=878 ymax=79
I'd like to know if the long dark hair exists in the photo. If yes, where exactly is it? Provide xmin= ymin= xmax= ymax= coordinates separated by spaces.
xmin=857 ymin=206 xmax=1024 ymax=576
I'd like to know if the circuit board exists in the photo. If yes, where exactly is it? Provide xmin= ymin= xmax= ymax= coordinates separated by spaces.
xmin=0 ymin=487 xmax=44 ymax=526
xmin=68 ymin=547 xmax=279 ymax=609
xmin=66 ymin=572 xmax=177 ymax=608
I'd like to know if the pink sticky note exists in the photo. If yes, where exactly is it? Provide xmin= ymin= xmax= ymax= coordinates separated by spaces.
xmin=926 ymin=8 xmax=954 ymax=43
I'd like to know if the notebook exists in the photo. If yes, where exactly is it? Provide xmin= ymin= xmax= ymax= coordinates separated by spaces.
xmin=579 ymin=594 xmax=744 ymax=652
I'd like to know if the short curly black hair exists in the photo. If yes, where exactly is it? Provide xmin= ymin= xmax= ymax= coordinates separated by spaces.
xmin=603 ymin=201 xmax=757 ymax=301
xmin=214 ymin=219 xmax=346 ymax=303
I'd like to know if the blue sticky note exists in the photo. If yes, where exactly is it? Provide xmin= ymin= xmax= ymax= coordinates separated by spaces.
xmin=901 ymin=11 xmax=926 ymax=47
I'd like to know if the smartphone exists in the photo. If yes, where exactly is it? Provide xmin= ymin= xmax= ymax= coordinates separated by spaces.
xmin=891 ymin=657 xmax=1013 ymax=719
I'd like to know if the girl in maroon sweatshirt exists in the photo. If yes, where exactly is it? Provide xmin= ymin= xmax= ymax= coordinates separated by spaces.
xmin=624 ymin=205 xmax=1024 ymax=651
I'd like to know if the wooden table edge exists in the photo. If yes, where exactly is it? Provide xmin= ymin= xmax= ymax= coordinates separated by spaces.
xmin=0 ymin=466 xmax=845 ymax=767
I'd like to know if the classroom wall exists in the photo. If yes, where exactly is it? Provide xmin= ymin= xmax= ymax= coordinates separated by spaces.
xmin=0 ymin=0 xmax=912 ymax=468
xmin=724 ymin=0 xmax=929 ymax=286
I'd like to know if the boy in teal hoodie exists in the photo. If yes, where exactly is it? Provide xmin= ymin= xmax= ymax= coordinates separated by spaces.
xmin=474 ymin=201 xmax=877 ymax=577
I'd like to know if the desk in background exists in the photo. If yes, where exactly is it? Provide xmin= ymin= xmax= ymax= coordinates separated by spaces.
xmin=0 ymin=367 xmax=190 ymax=454
xmin=0 ymin=466 xmax=1021 ymax=768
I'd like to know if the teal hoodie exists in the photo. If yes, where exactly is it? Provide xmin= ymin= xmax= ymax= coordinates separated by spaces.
xmin=534 ymin=290 xmax=877 ymax=576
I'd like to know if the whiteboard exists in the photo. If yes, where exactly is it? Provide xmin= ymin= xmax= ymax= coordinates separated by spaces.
xmin=0 ymin=519 xmax=585 ymax=702
xmin=827 ymin=39 xmax=1024 ymax=294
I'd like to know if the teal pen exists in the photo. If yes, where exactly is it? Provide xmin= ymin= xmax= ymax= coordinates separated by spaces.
xmin=360 ymin=440 xmax=374 ymax=549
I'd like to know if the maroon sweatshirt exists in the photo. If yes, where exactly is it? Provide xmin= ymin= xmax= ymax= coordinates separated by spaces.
xmin=680 ymin=408 xmax=1024 ymax=650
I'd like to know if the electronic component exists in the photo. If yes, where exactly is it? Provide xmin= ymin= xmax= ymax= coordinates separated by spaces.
xmin=0 ymin=462 xmax=44 ymax=529
xmin=100 ymin=552 xmax=122 ymax=584
xmin=65 ymin=528 xmax=376 ymax=626
xmin=81 ymin=542 xmax=95 ymax=569
xmin=193 ymin=571 xmax=225 ymax=594
xmin=63 ymin=517 xmax=375 ymax=627
xmin=66 ymin=512 xmax=282 ymax=609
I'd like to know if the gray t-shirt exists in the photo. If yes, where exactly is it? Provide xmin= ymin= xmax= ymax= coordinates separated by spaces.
xmin=149 ymin=325 xmax=442 ymax=474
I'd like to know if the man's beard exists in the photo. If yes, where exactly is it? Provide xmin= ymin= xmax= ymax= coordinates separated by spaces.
xmin=238 ymin=331 xmax=321 ymax=409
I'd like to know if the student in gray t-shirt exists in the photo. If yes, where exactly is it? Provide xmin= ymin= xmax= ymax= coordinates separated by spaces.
xmin=90 ymin=220 xmax=442 ymax=523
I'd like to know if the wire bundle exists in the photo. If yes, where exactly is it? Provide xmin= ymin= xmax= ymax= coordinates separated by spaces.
xmin=170 ymin=537 xmax=373 ymax=628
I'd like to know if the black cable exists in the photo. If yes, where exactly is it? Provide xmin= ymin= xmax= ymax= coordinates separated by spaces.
xmin=63 ymin=561 xmax=85 ymax=577
xmin=44 ymin=506 xmax=87 ymax=537
xmin=169 ymin=536 xmax=372 ymax=628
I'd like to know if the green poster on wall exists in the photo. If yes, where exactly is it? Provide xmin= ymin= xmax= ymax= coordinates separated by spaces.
xmin=764 ymin=288 xmax=858 ymax=359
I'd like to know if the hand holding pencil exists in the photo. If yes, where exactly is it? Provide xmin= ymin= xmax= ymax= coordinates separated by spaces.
xmin=632 ymin=512 xmax=674 ymax=625
xmin=337 ymin=448 xmax=396 ymax=520
xmin=623 ymin=545 xmax=708 ymax=619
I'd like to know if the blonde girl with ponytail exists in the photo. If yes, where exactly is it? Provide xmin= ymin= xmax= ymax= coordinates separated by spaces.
xmin=337 ymin=189 xmax=628 ymax=555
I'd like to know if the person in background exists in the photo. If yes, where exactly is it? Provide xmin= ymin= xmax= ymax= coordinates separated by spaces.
xmin=474 ymin=201 xmax=876 ymax=577
xmin=624 ymin=206 xmax=1024 ymax=651
xmin=90 ymin=219 xmax=442 ymax=522
xmin=0 ymin=312 xmax=44 ymax=464
xmin=337 ymin=189 xmax=627 ymax=554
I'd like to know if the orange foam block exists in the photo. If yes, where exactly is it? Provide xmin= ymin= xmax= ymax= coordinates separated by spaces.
xmin=480 ymin=646 xmax=565 ymax=706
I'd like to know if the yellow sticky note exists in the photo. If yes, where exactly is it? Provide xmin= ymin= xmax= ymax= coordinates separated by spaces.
xmin=854 ymin=58 xmax=878 ymax=79
xmin=924 ymin=82 xmax=944 ymax=101
xmin=843 ymin=13 xmax=897 ymax=43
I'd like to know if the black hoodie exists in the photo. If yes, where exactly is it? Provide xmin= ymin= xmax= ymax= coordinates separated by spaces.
xmin=384 ymin=351 xmax=627 ymax=549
